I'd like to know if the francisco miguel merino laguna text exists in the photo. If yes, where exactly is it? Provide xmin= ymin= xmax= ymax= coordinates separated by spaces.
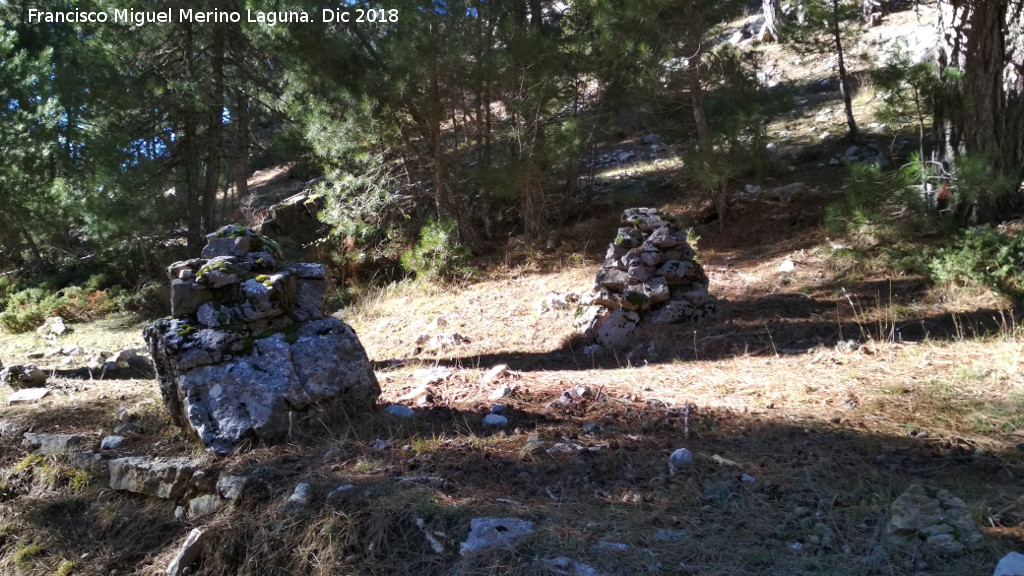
xmin=27 ymin=8 xmax=400 ymax=26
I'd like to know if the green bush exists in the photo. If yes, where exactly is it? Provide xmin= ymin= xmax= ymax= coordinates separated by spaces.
xmin=399 ymin=219 xmax=475 ymax=281
xmin=930 ymin=226 xmax=1024 ymax=305
xmin=0 ymin=285 xmax=121 ymax=333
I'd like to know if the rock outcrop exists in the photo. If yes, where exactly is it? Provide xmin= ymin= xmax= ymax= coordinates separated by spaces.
xmin=574 ymin=208 xmax=717 ymax=348
xmin=145 ymin=225 xmax=379 ymax=455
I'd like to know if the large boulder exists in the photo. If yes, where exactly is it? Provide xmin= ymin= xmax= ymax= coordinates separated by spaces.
xmin=146 ymin=225 xmax=380 ymax=455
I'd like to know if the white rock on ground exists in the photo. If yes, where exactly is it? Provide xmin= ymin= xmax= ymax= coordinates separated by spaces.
xmin=994 ymin=552 xmax=1024 ymax=576
xmin=23 ymin=432 xmax=89 ymax=454
xmin=7 ymin=388 xmax=50 ymax=405
xmin=459 ymin=517 xmax=535 ymax=556
xmin=166 ymin=528 xmax=204 ymax=576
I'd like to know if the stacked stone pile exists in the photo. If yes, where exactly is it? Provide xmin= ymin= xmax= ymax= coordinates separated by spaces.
xmin=145 ymin=225 xmax=379 ymax=455
xmin=574 ymin=208 xmax=717 ymax=348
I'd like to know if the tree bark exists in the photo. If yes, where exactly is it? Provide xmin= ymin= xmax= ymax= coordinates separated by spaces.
xmin=201 ymin=23 xmax=225 ymax=235
xmin=762 ymin=0 xmax=781 ymax=41
xmin=832 ymin=0 xmax=859 ymax=140
xmin=935 ymin=0 xmax=1024 ymax=222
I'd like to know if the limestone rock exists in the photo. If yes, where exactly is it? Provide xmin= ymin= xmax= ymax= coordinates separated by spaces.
xmin=23 ymin=432 xmax=89 ymax=454
xmin=995 ymin=552 xmax=1024 ymax=576
xmin=108 ymin=457 xmax=198 ymax=500
xmin=887 ymin=484 xmax=982 ymax=557
xmin=167 ymin=528 xmax=204 ymax=576
xmin=147 ymin=317 xmax=379 ymax=455
xmin=460 ymin=517 xmax=535 ymax=556
xmin=7 ymin=388 xmax=50 ymax=405
xmin=1 ymin=364 xmax=48 ymax=389
xmin=147 ymin=226 xmax=379 ymax=455
xmin=596 ymin=310 xmax=640 ymax=348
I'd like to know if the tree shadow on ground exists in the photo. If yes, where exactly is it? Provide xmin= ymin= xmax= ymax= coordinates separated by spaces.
xmin=12 ymin=394 xmax=1024 ymax=575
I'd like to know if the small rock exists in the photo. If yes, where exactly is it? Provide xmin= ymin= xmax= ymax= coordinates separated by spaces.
xmin=216 ymin=475 xmax=249 ymax=500
xmin=520 ymin=435 xmax=545 ymax=457
xmin=188 ymin=494 xmax=223 ymax=518
xmin=286 ymin=483 xmax=312 ymax=507
xmin=994 ymin=552 xmax=1024 ymax=576
xmin=669 ymin=448 xmax=694 ymax=473
xmin=398 ymin=386 xmax=432 ymax=406
xmin=542 ymin=556 xmax=602 ymax=576
xmin=481 ymin=364 xmax=509 ymax=386
xmin=653 ymin=529 xmax=686 ymax=542
xmin=592 ymin=541 xmax=630 ymax=553
xmin=1 ymin=364 xmax=48 ymax=389
xmin=488 ymin=384 xmax=513 ymax=400
xmin=166 ymin=528 xmax=204 ymax=576
xmin=326 ymin=484 xmax=356 ymax=503
xmin=778 ymin=258 xmax=796 ymax=272
xmin=372 ymin=439 xmax=389 ymax=452
xmin=482 ymin=414 xmax=509 ymax=428
xmin=459 ymin=517 xmax=535 ymax=556
xmin=23 ymin=432 xmax=88 ymax=454
xmin=384 ymin=404 xmax=415 ymax=419
xmin=7 ymin=388 xmax=50 ymax=405
xmin=582 ymin=421 xmax=603 ymax=434
xmin=490 ymin=404 xmax=506 ymax=414
xmin=740 ymin=473 xmax=756 ymax=484
xmin=114 ymin=422 xmax=139 ymax=435
xmin=100 ymin=436 xmax=126 ymax=450
xmin=174 ymin=506 xmax=186 ymax=521
xmin=116 ymin=406 xmax=132 ymax=422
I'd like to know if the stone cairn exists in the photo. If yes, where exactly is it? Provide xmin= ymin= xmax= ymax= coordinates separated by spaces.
xmin=574 ymin=208 xmax=717 ymax=348
xmin=145 ymin=225 xmax=380 ymax=455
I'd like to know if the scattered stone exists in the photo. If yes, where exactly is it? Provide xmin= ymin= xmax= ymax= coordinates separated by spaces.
xmin=480 ymin=364 xmax=509 ymax=386
xmin=0 ymin=420 xmax=24 ymax=437
xmin=286 ymin=482 xmax=312 ymax=507
xmin=36 ymin=316 xmax=67 ymax=337
xmin=459 ymin=517 xmax=535 ymax=556
xmin=1 ymin=364 xmax=48 ymax=389
xmin=653 ymin=529 xmax=686 ymax=542
xmin=166 ymin=528 xmax=204 ymax=576
xmin=488 ymin=384 xmax=513 ymax=401
xmin=740 ymin=474 xmax=756 ymax=484
xmin=778 ymin=258 xmax=796 ymax=272
xmin=994 ymin=552 xmax=1024 ymax=576
xmin=114 ymin=422 xmax=139 ymax=435
xmin=7 ymin=388 xmax=50 ymax=405
xmin=541 ymin=292 xmax=579 ymax=311
xmin=384 ymin=404 xmax=415 ymax=419
xmin=490 ymin=404 xmax=506 ymax=414
xmin=23 ymin=432 xmax=89 ymax=454
xmin=547 ymin=384 xmax=591 ymax=408
xmin=542 ymin=556 xmax=602 ymax=576
xmin=326 ymin=484 xmax=356 ymax=503
xmin=108 ymin=457 xmax=198 ymax=500
xmin=520 ymin=435 xmax=545 ymax=457
xmin=592 ymin=541 xmax=630 ymax=553
xmin=188 ymin=494 xmax=223 ymax=518
xmin=582 ymin=421 xmax=603 ymax=434
xmin=547 ymin=441 xmax=584 ymax=455
xmin=217 ymin=475 xmax=248 ymax=500
xmin=595 ymin=310 xmax=641 ymax=348
xmin=482 ymin=413 xmax=509 ymax=428
xmin=887 ymin=484 xmax=983 ymax=557
xmin=398 ymin=386 xmax=433 ymax=406
xmin=100 ymin=436 xmax=125 ymax=450
xmin=116 ymin=406 xmax=132 ymax=422
xmin=372 ymin=439 xmax=389 ymax=452
xmin=668 ymin=448 xmax=694 ymax=473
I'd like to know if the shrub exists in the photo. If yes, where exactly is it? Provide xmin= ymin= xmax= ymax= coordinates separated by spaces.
xmin=399 ymin=219 xmax=475 ymax=281
xmin=930 ymin=226 xmax=1024 ymax=306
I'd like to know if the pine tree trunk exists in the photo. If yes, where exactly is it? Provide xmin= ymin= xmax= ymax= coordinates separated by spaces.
xmin=232 ymin=90 xmax=249 ymax=203
xmin=832 ymin=0 xmax=859 ymax=140
xmin=762 ymin=0 xmax=781 ymax=41
xmin=201 ymin=24 xmax=226 ymax=235
xmin=935 ymin=0 xmax=1024 ymax=222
